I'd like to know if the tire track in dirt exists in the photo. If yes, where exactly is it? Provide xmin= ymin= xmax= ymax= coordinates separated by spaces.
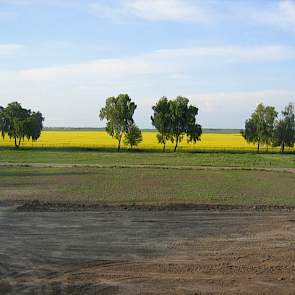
xmin=1 ymin=207 xmax=295 ymax=294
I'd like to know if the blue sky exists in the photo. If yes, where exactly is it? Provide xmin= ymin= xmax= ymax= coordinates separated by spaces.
xmin=0 ymin=0 xmax=295 ymax=128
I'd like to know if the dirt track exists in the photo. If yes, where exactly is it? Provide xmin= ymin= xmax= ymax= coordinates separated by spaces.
xmin=1 ymin=161 xmax=295 ymax=174
xmin=1 ymin=205 xmax=295 ymax=294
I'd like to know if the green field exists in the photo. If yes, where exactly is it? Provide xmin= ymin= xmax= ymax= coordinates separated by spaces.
xmin=0 ymin=149 xmax=294 ymax=168
xmin=1 ymin=166 xmax=294 ymax=206
xmin=1 ymin=148 xmax=294 ymax=206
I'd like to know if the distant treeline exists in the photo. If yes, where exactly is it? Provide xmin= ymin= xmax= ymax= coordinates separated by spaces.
xmin=44 ymin=127 xmax=106 ymax=131
xmin=1 ymin=95 xmax=295 ymax=153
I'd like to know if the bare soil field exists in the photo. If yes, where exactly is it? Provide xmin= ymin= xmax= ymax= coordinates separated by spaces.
xmin=1 ymin=205 xmax=295 ymax=294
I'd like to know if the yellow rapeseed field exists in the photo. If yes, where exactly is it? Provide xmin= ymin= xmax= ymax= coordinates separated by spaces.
xmin=0 ymin=130 xmax=267 ymax=150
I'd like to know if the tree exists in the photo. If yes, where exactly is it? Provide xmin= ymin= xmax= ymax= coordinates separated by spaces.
xmin=273 ymin=103 xmax=295 ymax=153
xmin=124 ymin=123 xmax=142 ymax=150
xmin=26 ymin=111 xmax=44 ymax=141
xmin=264 ymin=105 xmax=278 ymax=150
xmin=151 ymin=97 xmax=172 ymax=152
xmin=0 ymin=106 xmax=5 ymax=139
xmin=169 ymin=96 xmax=202 ymax=152
xmin=0 ymin=102 xmax=44 ymax=148
xmin=2 ymin=102 xmax=28 ymax=147
xmin=242 ymin=103 xmax=277 ymax=152
xmin=99 ymin=94 xmax=137 ymax=151
xmin=242 ymin=119 xmax=258 ymax=149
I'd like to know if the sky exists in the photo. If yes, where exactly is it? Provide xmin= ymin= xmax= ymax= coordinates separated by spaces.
xmin=0 ymin=0 xmax=295 ymax=128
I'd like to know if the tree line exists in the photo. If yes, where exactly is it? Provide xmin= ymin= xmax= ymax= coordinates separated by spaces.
xmin=99 ymin=94 xmax=202 ymax=152
xmin=1 ymin=96 xmax=294 ymax=153
xmin=242 ymin=102 xmax=295 ymax=153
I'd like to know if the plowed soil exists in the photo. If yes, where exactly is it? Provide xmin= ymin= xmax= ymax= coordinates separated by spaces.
xmin=1 ymin=205 xmax=295 ymax=294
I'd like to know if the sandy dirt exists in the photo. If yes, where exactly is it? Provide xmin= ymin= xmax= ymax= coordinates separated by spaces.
xmin=1 ymin=205 xmax=295 ymax=294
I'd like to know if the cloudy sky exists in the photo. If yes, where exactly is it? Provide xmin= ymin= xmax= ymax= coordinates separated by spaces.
xmin=0 ymin=0 xmax=295 ymax=128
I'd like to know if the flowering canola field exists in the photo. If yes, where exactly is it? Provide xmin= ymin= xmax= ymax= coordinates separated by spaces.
xmin=0 ymin=130 xmax=266 ymax=151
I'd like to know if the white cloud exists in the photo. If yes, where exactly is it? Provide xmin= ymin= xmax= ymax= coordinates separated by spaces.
xmin=88 ymin=0 xmax=295 ymax=31
xmin=192 ymin=90 xmax=294 ymax=111
xmin=18 ymin=56 xmax=158 ymax=81
xmin=1 ymin=44 xmax=295 ymax=128
xmin=90 ymin=0 xmax=211 ymax=23
xmin=17 ymin=45 xmax=295 ymax=81
xmin=191 ymin=90 xmax=295 ymax=128
xmin=0 ymin=44 xmax=23 ymax=56
xmin=254 ymin=0 xmax=295 ymax=29
xmin=125 ymin=0 xmax=209 ymax=22
xmin=152 ymin=45 xmax=295 ymax=62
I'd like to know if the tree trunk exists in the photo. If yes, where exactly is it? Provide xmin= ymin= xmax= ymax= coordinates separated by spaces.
xmin=117 ymin=135 xmax=122 ymax=152
xmin=162 ymin=142 xmax=166 ymax=152
xmin=14 ymin=137 xmax=19 ymax=148
xmin=174 ymin=137 xmax=179 ymax=152
xmin=257 ymin=143 xmax=260 ymax=153
xmin=281 ymin=143 xmax=285 ymax=153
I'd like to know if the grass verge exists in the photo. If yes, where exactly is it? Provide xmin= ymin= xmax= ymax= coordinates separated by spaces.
xmin=0 ymin=149 xmax=295 ymax=168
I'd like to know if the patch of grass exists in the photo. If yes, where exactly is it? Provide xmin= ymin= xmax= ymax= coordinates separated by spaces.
xmin=1 ymin=166 xmax=294 ymax=206
xmin=0 ymin=149 xmax=294 ymax=168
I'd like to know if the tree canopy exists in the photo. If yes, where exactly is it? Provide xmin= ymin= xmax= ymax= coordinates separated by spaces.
xmin=99 ymin=94 xmax=137 ymax=151
xmin=151 ymin=97 xmax=172 ymax=152
xmin=152 ymin=96 xmax=202 ymax=152
xmin=242 ymin=103 xmax=277 ymax=151
xmin=0 ymin=102 xmax=44 ymax=148
xmin=0 ymin=106 xmax=5 ymax=139
xmin=273 ymin=103 xmax=295 ymax=152
xmin=124 ymin=123 xmax=142 ymax=150
xmin=169 ymin=97 xmax=202 ymax=152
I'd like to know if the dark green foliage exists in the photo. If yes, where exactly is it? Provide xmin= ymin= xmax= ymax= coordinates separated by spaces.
xmin=151 ymin=97 xmax=171 ymax=151
xmin=273 ymin=103 xmax=295 ymax=152
xmin=0 ymin=106 xmax=4 ymax=139
xmin=99 ymin=94 xmax=137 ymax=151
xmin=151 ymin=96 xmax=202 ymax=152
xmin=27 ymin=111 xmax=44 ymax=141
xmin=124 ymin=123 xmax=143 ymax=150
xmin=169 ymin=96 xmax=202 ymax=152
xmin=0 ymin=102 xmax=44 ymax=148
xmin=242 ymin=103 xmax=277 ymax=152
xmin=242 ymin=118 xmax=258 ymax=149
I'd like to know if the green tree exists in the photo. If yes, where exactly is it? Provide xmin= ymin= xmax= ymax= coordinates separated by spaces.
xmin=242 ymin=103 xmax=277 ymax=152
xmin=0 ymin=102 xmax=44 ymax=148
xmin=242 ymin=119 xmax=258 ymax=149
xmin=0 ymin=106 xmax=5 ymax=139
xmin=151 ymin=97 xmax=172 ymax=152
xmin=169 ymin=96 xmax=202 ymax=152
xmin=124 ymin=123 xmax=142 ymax=150
xmin=273 ymin=103 xmax=295 ymax=152
xmin=99 ymin=94 xmax=137 ymax=151
xmin=264 ymin=105 xmax=278 ymax=150
xmin=26 ymin=111 xmax=44 ymax=141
